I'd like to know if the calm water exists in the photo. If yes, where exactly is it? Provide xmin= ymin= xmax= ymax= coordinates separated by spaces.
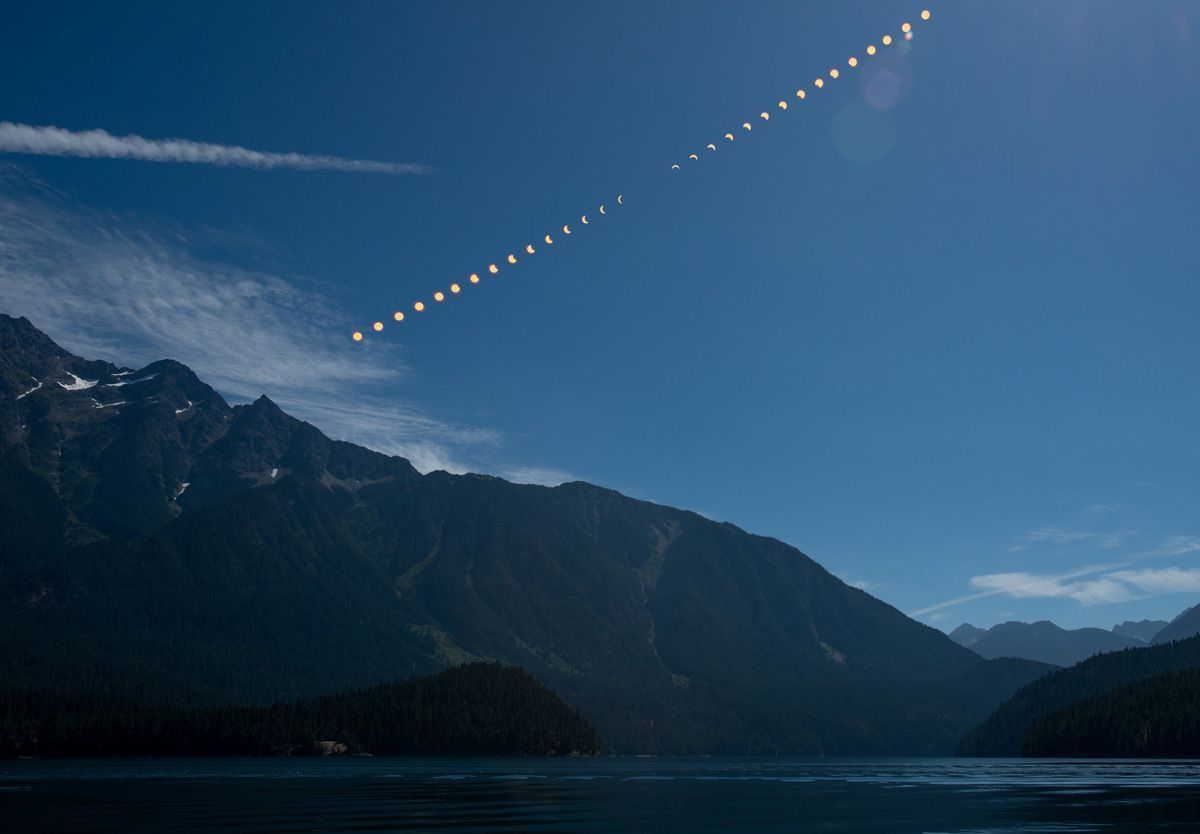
xmin=2 ymin=757 xmax=1199 ymax=833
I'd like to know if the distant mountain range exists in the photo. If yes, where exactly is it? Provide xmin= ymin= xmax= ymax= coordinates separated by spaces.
xmin=949 ymin=621 xmax=1142 ymax=667
xmin=949 ymin=609 xmax=1198 ymax=668
xmin=0 ymin=313 xmax=1051 ymax=755
xmin=1151 ymin=604 xmax=1200 ymax=645
xmin=1112 ymin=618 xmax=1170 ymax=643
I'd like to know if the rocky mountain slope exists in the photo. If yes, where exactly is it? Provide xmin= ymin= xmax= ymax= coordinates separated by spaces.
xmin=0 ymin=313 xmax=1050 ymax=754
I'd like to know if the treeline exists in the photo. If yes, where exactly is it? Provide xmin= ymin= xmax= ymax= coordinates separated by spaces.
xmin=0 ymin=663 xmax=601 ymax=758
xmin=1022 ymin=668 xmax=1200 ymax=757
xmin=958 ymin=635 xmax=1200 ymax=757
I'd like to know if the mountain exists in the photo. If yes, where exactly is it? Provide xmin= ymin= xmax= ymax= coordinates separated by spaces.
xmin=0 ymin=663 xmax=601 ymax=758
xmin=1021 ymin=668 xmax=1200 ymax=758
xmin=1112 ymin=618 xmax=1170 ymax=643
xmin=957 ymin=635 xmax=1200 ymax=756
xmin=1151 ymin=604 xmax=1200 ymax=644
xmin=948 ymin=620 xmax=1140 ymax=667
xmin=0 ymin=313 xmax=1051 ymax=754
xmin=949 ymin=624 xmax=987 ymax=648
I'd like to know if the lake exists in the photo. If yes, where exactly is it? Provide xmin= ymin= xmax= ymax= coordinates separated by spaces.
xmin=2 ymin=757 xmax=1199 ymax=833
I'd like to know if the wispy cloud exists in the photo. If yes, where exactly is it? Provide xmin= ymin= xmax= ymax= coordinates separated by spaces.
xmin=910 ymin=536 xmax=1200 ymax=617
xmin=497 ymin=466 xmax=579 ymax=487
xmin=1008 ymin=526 xmax=1133 ymax=552
xmin=969 ymin=569 xmax=1136 ymax=606
xmin=1084 ymin=503 xmax=1129 ymax=516
xmin=1107 ymin=567 xmax=1200 ymax=595
xmin=0 ymin=122 xmax=430 ymax=175
xmin=0 ymin=168 xmax=487 ymax=472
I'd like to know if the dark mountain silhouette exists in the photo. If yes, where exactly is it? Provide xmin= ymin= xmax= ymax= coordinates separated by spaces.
xmin=1151 ymin=604 xmax=1200 ymax=644
xmin=0 ymin=313 xmax=1051 ymax=754
xmin=948 ymin=620 xmax=1139 ymax=667
xmin=957 ymin=635 xmax=1200 ymax=756
xmin=1112 ymin=618 xmax=1169 ymax=643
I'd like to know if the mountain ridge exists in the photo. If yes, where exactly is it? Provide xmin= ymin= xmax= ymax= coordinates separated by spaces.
xmin=0 ymin=312 xmax=1051 ymax=754
xmin=949 ymin=619 xmax=1141 ymax=667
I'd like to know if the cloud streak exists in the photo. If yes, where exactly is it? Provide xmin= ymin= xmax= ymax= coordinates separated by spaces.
xmin=910 ymin=536 xmax=1200 ymax=617
xmin=0 ymin=122 xmax=430 ymax=174
xmin=1008 ymin=526 xmax=1132 ymax=552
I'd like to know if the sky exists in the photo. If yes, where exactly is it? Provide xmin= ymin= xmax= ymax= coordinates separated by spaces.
xmin=2 ymin=1 xmax=1198 ymax=632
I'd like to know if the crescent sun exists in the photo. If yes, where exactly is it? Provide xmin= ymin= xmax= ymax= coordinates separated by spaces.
xmin=581 ymin=215 xmax=589 ymax=224
xmin=599 ymin=205 xmax=606 ymax=214
xmin=563 ymin=224 xmax=571 ymax=234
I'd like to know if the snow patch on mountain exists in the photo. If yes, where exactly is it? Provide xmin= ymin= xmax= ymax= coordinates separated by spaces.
xmin=58 ymin=372 xmax=97 ymax=391
xmin=175 ymin=400 xmax=193 ymax=415
xmin=104 ymin=373 xmax=157 ymax=388
xmin=16 ymin=377 xmax=42 ymax=399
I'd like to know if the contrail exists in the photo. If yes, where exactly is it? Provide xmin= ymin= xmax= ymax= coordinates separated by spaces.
xmin=0 ymin=122 xmax=430 ymax=174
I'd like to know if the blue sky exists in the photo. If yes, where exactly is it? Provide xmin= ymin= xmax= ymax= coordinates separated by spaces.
xmin=2 ymin=1 xmax=1198 ymax=631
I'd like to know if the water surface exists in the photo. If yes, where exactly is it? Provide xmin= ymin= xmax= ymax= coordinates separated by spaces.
xmin=3 ymin=757 xmax=1199 ymax=833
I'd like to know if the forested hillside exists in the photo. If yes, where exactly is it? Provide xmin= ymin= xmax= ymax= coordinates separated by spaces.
xmin=958 ymin=636 xmax=1200 ymax=756
xmin=1022 ymin=668 xmax=1200 ymax=758
xmin=0 ymin=664 xmax=600 ymax=757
